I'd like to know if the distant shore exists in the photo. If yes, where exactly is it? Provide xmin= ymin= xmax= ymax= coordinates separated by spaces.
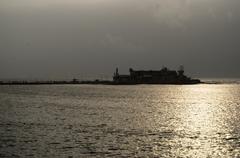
xmin=0 ymin=80 xmax=112 ymax=85
xmin=0 ymin=80 xmax=205 ymax=85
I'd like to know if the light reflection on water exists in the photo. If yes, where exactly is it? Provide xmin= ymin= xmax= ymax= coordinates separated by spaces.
xmin=171 ymin=86 xmax=237 ymax=157
xmin=0 ymin=84 xmax=239 ymax=157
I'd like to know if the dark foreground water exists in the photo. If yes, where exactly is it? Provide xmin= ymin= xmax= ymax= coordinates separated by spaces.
xmin=0 ymin=84 xmax=240 ymax=157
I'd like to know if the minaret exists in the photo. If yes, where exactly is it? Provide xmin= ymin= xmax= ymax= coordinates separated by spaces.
xmin=178 ymin=65 xmax=184 ymax=76
xmin=115 ymin=68 xmax=119 ymax=76
xmin=113 ymin=67 xmax=119 ymax=81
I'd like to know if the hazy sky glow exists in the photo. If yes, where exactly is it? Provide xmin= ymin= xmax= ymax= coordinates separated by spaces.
xmin=1 ymin=0 xmax=240 ymax=79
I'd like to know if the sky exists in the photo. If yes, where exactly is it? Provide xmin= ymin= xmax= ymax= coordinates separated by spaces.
xmin=0 ymin=0 xmax=240 ymax=80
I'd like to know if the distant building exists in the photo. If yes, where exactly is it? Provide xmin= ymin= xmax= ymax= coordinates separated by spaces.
xmin=113 ymin=66 xmax=200 ymax=84
xmin=71 ymin=78 xmax=79 ymax=83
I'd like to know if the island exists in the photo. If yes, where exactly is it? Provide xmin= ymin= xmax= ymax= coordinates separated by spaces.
xmin=0 ymin=66 xmax=201 ymax=85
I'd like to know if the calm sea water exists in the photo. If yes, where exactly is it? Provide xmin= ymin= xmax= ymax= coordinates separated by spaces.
xmin=0 ymin=84 xmax=240 ymax=157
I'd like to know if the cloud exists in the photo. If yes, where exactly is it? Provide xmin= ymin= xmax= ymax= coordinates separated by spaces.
xmin=101 ymin=33 xmax=143 ymax=54
xmin=147 ymin=0 xmax=238 ymax=29
xmin=0 ymin=0 xmax=240 ymax=78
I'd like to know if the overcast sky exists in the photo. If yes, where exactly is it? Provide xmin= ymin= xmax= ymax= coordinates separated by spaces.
xmin=1 ymin=0 xmax=240 ymax=80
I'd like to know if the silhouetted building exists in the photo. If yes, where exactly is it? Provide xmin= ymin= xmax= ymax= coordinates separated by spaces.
xmin=71 ymin=78 xmax=79 ymax=83
xmin=113 ymin=66 xmax=200 ymax=84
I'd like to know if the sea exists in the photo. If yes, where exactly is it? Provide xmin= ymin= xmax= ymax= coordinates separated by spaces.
xmin=0 ymin=80 xmax=240 ymax=157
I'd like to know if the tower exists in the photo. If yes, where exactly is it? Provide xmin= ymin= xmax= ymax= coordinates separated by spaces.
xmin=115 ymin=68 xmax=119 ymax=76
xmin=113 ymin=67 xmax=119 ymax=81
xmin=178 ymin=65 xmax=184 ymax=76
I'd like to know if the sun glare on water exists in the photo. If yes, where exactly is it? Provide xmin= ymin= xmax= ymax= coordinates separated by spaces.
xmin=168 ymin=85 xmax=237 ymax=157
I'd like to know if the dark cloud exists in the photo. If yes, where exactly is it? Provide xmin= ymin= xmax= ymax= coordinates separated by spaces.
xmin=0 ymin=0 xmax=239 ymax=79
